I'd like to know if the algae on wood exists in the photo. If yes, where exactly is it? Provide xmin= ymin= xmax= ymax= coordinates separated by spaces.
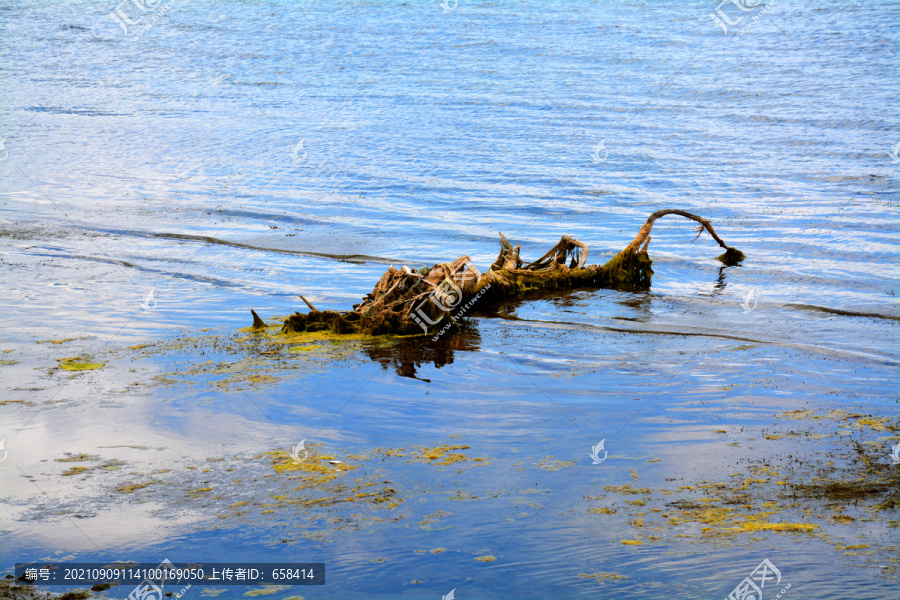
xmin=273 ymin=209 xmax=743 ymax=336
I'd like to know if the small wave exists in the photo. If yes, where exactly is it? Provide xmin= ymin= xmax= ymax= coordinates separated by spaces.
xmin=154 ymin=233 xmax=402 ymax=265
xmin=784 ymin=303 xmax=899 ymax=322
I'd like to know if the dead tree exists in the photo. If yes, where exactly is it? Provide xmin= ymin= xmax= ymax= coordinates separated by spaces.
xmin=275 ymin=209 xmax=744 ymax=336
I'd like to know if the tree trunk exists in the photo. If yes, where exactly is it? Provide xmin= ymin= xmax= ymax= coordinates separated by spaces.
xmin=277 ymin=209 xmax=744 ymax=337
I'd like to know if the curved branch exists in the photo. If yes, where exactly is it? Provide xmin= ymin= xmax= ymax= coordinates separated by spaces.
xmin=624 ymin=209 xmax=743 ymax=263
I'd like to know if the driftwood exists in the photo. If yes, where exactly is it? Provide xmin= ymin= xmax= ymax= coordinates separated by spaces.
xmin=274 ymin=209 xmax=744 ymax=337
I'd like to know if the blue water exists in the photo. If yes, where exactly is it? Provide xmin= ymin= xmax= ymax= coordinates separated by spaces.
xmin=1 ymin=1 xmax=898 ymax=599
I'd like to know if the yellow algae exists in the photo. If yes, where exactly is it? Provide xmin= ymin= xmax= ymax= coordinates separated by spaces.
xmin=578 ymin=572 xmax=627 ymax=581
xmin=604 ymin=484 xmax=653 ymax=495
xmin=832 ymin=514 xmax=854 ymax=523
xmin=128 ymin=344 xmax=148 ymax=350
xmin=534 ymin=457 xmax=577 ymax=471
xmin=852 ymin=417 xmax=892 ymax=432
xmin=474 ymin=555 xmax=496 ymax=562
xmin=420 ymin=445 xmax=471 ymax=464
xmin=730 ymin=522 xmax=818 ymax=533
xmin=230 ymin=501 xmax=248 ymax=507
xmin=429 ymin=548 xmax=446 ymax=554
xmin=621 ymin=540 xmax=643 ymax=545
xmin=270 ymin=328 xmax=373 ymax=345
xmin=840 ymin=544 xmax=869 ymax=549
xmin=61 ymin=466 xmax=92 ymax=476
xmin=40 ymin=338 xmax=76 ymax=344
xmin=436 ymin=453 xmax=469 ymax=465
xmin=588 ymin=507 xmax=616 ymax=514
xmin=629 ymin=470 xmax=639 ymax=481
xmin=692 ymin=507 xmax=735 ymax=525
xmin=824 ymin=409 xmax=852 ymax=420
xmin=647 ymin=458 xmax=661 ymax=463
xmin=417 ymin=510 xmax=454 ymax=528
xmin=780 ymin=409 xmax=816 ymax=420
xmin=189 ymin=487 xmax=215 ymax=493
xmin=288 ymin=345 xmax=324 ymax=353
xmin=625 ymin=498 xmax=648 ymax=506
xmin=56 ymin=454 xmax=99 ymax=462
xmin=115 ymin=481 xmax=156 ymax=493
xmin=57 ymin=357 xmax=104 ymax=371
xmin=714 ymin=430 xmax=727 ymax=434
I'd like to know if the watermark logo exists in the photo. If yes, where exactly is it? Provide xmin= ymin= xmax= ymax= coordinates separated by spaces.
xmin=725 ymin=558 xmax=788 ymax=600
xmin=409 ymin=261 xmax=483 ymax=334
xmin=709 ymin=0 xmax=779 ymax=37
xmin=110 ymin=0 xmax=178 ymax=38
xmin=891 ymin=441 xmax=900 ymax=465
xmin=0 ymin=439 xmax=7 ymax=463
xmin=709 ymin=0 xmax=758 ymax=34
xmin=589 ymin=439 xmax=608 ymax=465
xmin=291 ymin=139 xmax=307 ymax=164
xmin=439 ymin=0 xmax=458 ymax=13
xmin=141 ymin=288 xmax=157 ymax=311
xmin=590 ymin=140 xmax=608 ymax=163
xmin=129 ymin=582 xmax=163 ymax=600
xmin=890 ymin=141 xmax=900 ymax=164
xmin=290 ymin=439 xmax=308 ymax=464
xmin=442 ymin=589 xmax=456 ymax=600
xmin=0 ymin=137 xmax=8 ymax=162
xmin=740 ymin=288 xmax=758 ymax=313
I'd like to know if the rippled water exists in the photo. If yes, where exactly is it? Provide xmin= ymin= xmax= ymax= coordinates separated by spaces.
xmin=1 ymin=1 xmax=898 ymax=599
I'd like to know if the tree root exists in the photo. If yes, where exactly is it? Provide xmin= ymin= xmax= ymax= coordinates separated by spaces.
xmin=275 ymin=209 xmax=743 ymax=337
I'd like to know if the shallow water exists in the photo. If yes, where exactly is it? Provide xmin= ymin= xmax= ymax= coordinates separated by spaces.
xmin=1 ymin=1 xmax=898 ymax=599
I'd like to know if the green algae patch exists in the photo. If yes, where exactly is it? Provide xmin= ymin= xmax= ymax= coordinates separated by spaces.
xmin=57 ymin=357 xmax=104 ymax=371
xmin=621 ymin=540 xmax=643 ymax=545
